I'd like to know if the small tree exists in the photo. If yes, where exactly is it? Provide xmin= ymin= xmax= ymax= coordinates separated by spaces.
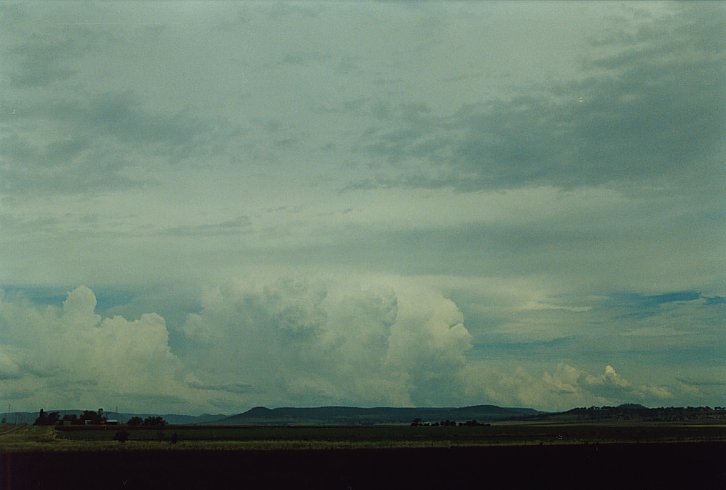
xmin=114 ymin=430 xmax=130 ymax=443
xmin=75 ymin=409 xmax=109 ymax=425
xmin=142 ymin=416 xmax=167 ymax=427
xmin=34 ymin=409 xmax=60 ymax=426
xmin=127 ymin=416 xmax=143 ymax=426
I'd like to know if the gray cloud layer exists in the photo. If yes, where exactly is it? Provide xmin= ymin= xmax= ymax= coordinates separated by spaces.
xmin=353 ymin=3 xmax=725 ymax=192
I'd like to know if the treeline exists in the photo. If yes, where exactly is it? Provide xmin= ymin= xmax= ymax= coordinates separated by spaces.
xmin=126 ymin=416 xmax=167 ymax=426
xmin=563 ymin=404 xmax=726 ymax=422
xmin=34 ymin=408 xmax=108 ymax=426
xmin=33 ymin=408 xmax=166 ymax=426
xmin=410 ymin=418 xmax=489 ymax=427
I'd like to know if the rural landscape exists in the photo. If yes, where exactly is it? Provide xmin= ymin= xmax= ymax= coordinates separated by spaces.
xmin=2 ymin=404 xmax=725 ymax=489
xmin=2 ymin=1 xmax=724 ymax=488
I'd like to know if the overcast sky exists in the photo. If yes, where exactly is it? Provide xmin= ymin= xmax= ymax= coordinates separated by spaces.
xmin=1 ymin=1 xmax=724 ymax=414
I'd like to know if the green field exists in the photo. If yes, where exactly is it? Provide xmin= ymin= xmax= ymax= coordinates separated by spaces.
xmin=1 ymin=422 xmax=724 ymax=452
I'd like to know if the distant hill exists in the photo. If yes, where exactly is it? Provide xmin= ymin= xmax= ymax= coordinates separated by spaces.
xmin=525 ymin=404 xmax=726 ymax=423
xmin=12 ymin=403 xmax=721 ymax=427
xmin=219 ymin=405 xmax=542 ymax=426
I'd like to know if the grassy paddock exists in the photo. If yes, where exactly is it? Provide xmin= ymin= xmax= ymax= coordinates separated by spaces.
xmin=2 ymin=422 xmax=725 ymax=452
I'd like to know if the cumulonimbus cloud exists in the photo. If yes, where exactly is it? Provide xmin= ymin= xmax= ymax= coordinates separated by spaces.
xmin=179 ymin=278 xmax=474 ymax=407
xmin=0 ymin=286 xmax=188 ymax=412
xmin=0 ymin=281 xmax=713 ymax=413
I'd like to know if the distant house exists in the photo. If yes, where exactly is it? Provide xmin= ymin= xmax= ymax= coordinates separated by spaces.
xmin=106 ymin=420 xmax=119 ymax=425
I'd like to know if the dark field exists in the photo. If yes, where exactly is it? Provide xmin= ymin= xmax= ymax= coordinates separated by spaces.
xmin=2 ymin=424 xmax=726 ymax=489
xmin=3 ymin=442 xmax=726 ymax=489
xmin=53 ymin=422 xmax=726 ymax=447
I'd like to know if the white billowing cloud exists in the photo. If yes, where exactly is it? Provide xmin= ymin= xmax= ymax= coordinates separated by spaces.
xmin=523 ymin=302 xmax=592 ymax=313
xmin=386 ymin=286 xmax=472 ymax=404
xmin=0 ymin=346 xmax=24 ymax=380
xmin=0 ymin=282 xmax=719 ymax=413
xmin=0 ymin=286 xmax=189 ymax=412
xmin=585 ymin=365 xmax=630 ymax=390
xmin=179 ymin=278 xmax=472 ymax=407
xmin=462 ymin=362 xmax=677 ymax=411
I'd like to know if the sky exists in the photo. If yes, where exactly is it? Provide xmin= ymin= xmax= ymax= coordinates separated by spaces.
xmin=0 ymin=1 xmax=724 ymax=414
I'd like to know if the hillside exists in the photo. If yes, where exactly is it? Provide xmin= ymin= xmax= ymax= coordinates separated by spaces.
xmin=524 ymin=404 xmax=726 ymax=424
xmin=7 ymin=404 xmax=724 ymax=427
xmin=219 ymin=405 xmax=541 ymax=426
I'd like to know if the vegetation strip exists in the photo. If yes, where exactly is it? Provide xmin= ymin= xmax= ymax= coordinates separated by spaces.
xmin=2 ymin=423 xmax=725 ymax=453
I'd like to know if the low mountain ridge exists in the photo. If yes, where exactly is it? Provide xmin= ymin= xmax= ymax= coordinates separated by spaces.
xmin=531 ymin=404 xmax=726 ymax=423
xmin=220 ymin=405 xmax=542 ymax=425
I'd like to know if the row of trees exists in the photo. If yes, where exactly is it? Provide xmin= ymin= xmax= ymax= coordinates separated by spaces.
xmin=33 ymin=409 xmax=166 ymax=426
xmin=565 ymin=405 xmax=726 ymax=422
xmin=34 ymin=409 xmax=108 ymax=426
xmin=410 ymin=418 xmax=488 ymax=427
xmin=127 ymin=416 xmax=167 ymax=426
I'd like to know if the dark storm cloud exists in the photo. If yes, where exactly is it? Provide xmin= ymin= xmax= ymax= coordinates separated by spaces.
xmin=49 ymin=91 xmax=216 ymax=159
xmin=608 ymin=291 xmax=704 ymax=309
xmin=186 ymin=380 xmax=258 ymax=395
xmin=282 ymin=50 xmax=331 ymax=66
xmin=262 ymin=2 xmax=320 ymax=20
xmin=5 ymin=26 xmax=115 ymax=88
xmin=676 ymin=377 xmax=726 ymax=388
xmin=161 ymin=216 xmax=252 ymax=237
xmin=119 ymin=392 xmax=189 ymax=407
xmin=1 ymin=90 xmax=233 ymax=194
xmin=596 ymin=291 xmax=721 ymax=321
xmin=0 ymin=132 xmax=140 ymax=194
xmin=354 ymin=5 xmax=725 ymax=192
xmin=0 ymin=366 xmax=23 ymax=381
xmin=0 ymin=2 xmax=25 ymax=26
xmin=2 ymin=10 xmax=241 ymax=195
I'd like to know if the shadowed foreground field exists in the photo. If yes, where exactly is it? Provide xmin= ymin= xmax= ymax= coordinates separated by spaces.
xmin=2 ymin=442 xmax=726 ymax=489
xmin=2 ymin=424 xmax=726 ymax=489
xmin=54 ymin=422 xmax=726 ymax=449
